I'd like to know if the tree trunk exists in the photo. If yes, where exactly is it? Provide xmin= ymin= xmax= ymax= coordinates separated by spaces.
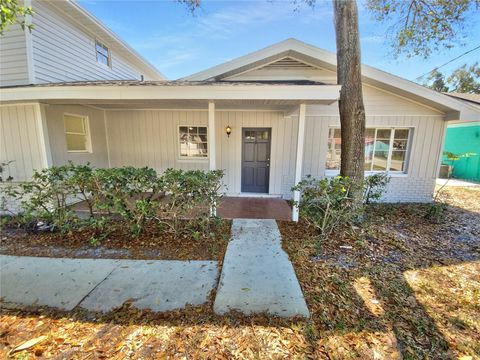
xmin=333 ymin=0 xmax=366 ymax=207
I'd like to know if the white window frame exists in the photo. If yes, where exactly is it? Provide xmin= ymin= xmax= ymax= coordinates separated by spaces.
xmin=95 ymin=40 xmax=111 ymax=68
xmin=325 ymin=126 xmax=413 ymax=177
xmin=178 ymin=125 xmax=209 ymax=160
xmin=64 ymin=113 xmax=92 ymax=153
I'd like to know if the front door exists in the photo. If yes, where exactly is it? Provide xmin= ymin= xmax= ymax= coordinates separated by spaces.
xmin=241 ymin=128 xmax=271 ymax=193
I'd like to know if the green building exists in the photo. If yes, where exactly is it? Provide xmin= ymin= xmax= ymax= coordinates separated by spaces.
xmin=442 ymin=122 xmax=480 ymax=182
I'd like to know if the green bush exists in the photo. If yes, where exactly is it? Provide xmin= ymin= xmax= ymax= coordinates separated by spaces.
xmin=7 ymin=163 xmax=225 ymax=239
xmin=293 ymin=173 xmax=390 ymax=237
xmin=363 ymin=173 xmax=390 ymax=204
xmin=292 ymin=175 xmax=360 ymax=237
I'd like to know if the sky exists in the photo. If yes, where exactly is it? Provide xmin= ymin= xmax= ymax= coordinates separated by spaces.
xmin=78 ymin=0 xmax=480 ymax=82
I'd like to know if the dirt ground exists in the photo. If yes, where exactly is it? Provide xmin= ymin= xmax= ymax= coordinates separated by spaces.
xmin=1 ymin=186 xmax=479 ymax=359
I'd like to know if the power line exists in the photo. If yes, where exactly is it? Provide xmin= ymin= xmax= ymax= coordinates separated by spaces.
xmin=414 ymin=44 xmax=480 ymax=81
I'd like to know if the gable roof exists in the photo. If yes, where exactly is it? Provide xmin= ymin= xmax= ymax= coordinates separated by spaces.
xmin=49 ymin=0 xmax=165 ymax=80
xmin=184 ymin=38 xmax=480 ymax=121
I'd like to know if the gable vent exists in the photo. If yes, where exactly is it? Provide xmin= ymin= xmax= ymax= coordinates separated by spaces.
xmin=263 ymin=57 xmax=319 ymax=70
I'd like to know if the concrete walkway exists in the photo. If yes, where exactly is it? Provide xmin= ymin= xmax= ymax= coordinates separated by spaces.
xmin=214 ymin=219 xmax=309 ymax=318
xmin=0 ymin=255 xmax=218 ymax=312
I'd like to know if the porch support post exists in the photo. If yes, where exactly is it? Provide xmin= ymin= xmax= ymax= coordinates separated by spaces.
xmin=292 ymin=103 xmax=306 ymax=222
xmin=208 ymin=101 xmax=217 ymax=217
xmin=208 ymin=101 xmax=216 ymax=170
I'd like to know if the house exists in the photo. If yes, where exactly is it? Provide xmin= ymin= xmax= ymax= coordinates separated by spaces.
xmin=440 ymin=93 xmax=480 ymax=182
xmin=1 ymin=1 xmax=480 ymax=221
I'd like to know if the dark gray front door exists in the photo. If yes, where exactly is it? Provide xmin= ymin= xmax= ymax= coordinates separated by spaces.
xmin=241 ymin=128 xmax=271 ymax=193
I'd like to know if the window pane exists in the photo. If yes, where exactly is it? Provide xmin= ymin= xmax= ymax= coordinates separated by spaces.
xmin=64 ymin=115 xmax=85 ymax=133
xmin=393 ymin=139 xmax=408 ymax=150
xmin=179 ymin=126 xmax=208 ymax=157
xmin=390 ymin=151 xmax=406 ymax=171
xmin=66 ymin=134 xmax=87 ymax=151
xmin=372 ymin=150 xmax=389 ymax=170
xmin=394 ymin=129 xmax=409 ymax=140
xmin=376 ymin=129 xmax=391 ymax=139
xmin=326 ymin=128 xmax=341 ymax=170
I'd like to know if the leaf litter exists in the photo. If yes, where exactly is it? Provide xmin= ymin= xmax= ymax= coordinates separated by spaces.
xmin=1 ymin=186 xmax=479 ymax=359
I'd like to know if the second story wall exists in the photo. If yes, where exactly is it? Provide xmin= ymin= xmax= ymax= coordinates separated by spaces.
xmin=30 ymin=0 xmax=144 ymax=83
xmin=0 ymin=24 xmax=29 ymax=87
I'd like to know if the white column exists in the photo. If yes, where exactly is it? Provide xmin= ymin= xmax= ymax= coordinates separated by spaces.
xmin=208 ymin=101 xmax=216 ymax=170
xmin=292 ymin=103 xmax=306 ymax=222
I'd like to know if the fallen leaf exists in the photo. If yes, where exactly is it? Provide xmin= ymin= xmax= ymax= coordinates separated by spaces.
xmin=10 ymin=335 xmax=47 ymax=354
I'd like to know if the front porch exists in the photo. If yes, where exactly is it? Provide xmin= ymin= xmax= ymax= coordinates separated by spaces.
xmin=1 ymin=80 xmax=341 ymax=221
xmin=73 ymin=196 xmax=293 ymax=221
xmin=217 ymin=197 xmax=292 ymax=220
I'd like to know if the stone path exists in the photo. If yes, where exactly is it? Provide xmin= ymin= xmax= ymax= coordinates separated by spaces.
xmin=214 ymin=219 xmax=309 ymax=318
xmin=0 ymin=255 xmax=218 ymax=312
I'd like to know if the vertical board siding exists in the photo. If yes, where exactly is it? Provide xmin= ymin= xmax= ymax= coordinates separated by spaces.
xmin=30 ymin=0 xmax=143 ymax=83
xmin=106 ymin=110 xmax=209 ymax=172
xmin=0 ymin=24 xmax=28 ymax=86
xmin=106 ymin=110 xmax=297 ymax=196
xmin=0 ymin=104 xmax=45 ymax=180
xmin=45 ymin=104 xmax=109 ymax=168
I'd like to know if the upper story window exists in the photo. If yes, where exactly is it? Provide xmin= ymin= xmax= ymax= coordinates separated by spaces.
xmin=326 ymin=127 xmax=412 ymax=173
xmin=64 ymin=114 xmax=91 ymax=153
xmin=179 ymin=126 xmax=208 ymax=158
xmin=95 ymin=40 xmax=111 ymax=67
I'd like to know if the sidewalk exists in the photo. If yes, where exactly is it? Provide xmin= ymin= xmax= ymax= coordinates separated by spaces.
xmin=0 ymin=255 xmax=218 ymax=312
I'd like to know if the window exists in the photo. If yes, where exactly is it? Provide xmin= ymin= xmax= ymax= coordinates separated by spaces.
xmin=64 ymin=114 xmax=91 ymax=152
xmin=326 ymin=127 xmax=411 ymax=173
xmin=95 ymin=40 xmax=110 ymax=66
xmin=179 ymin=126 xmax=208 ymax=158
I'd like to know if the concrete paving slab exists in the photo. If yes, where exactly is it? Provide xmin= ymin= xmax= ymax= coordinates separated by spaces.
xmin=0 ymin=255 xmax=118 ymax=310
xmin=214 ymin=219 xmax=309 ymax=318
xmin=79 ymin=260 xmax=218 ymax=312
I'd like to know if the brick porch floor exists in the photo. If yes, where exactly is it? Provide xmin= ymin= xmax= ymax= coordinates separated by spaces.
xmin=217 ymin=197 xmax=292 ymax=221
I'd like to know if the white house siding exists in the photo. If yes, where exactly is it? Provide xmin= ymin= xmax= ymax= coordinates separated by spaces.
xmin=45 ymin=104 xmax=109 ymax=168
xmin=104 ymin=109 xmax=297 ymax=196
xmin=30 ymin=0 xmax=144 ymax=83
xmin=105 ymin=110 xmax=209 ymax=172
xmin=0 ymin=104 xmax=46 ymax=180
xmin=0 ymin=24 xmax=29 ymax=87
xmin=0 ymin=103 xmax=48 ymax=213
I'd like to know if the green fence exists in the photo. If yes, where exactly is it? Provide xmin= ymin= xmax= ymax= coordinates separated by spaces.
xmin=442 ymin=122 xmax=480 ymax=182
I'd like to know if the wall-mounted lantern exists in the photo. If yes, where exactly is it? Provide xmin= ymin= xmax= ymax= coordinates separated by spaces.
xmin=225 ymin=125 xmax=232 ymax=138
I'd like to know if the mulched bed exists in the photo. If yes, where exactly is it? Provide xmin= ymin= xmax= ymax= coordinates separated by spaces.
xmin=1 ymin=220 xmax=231 ymax=261
xmin=1 ymin=186 xmax=479 ymax=359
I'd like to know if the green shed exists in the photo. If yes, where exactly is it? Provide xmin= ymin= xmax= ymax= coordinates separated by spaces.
xmin=442 ymin=122 xmax=480 ymax=182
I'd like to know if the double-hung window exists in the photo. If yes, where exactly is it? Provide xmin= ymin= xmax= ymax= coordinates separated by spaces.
xmin=95 ymin=40 xmax=110 ymax=67
xmin=326 ymin=127 xmax=411 ymax=173
xmin=179 ymin=126 xmax=208 ymax=158
xmin=64 ymin=114 xmax=91 ymax=152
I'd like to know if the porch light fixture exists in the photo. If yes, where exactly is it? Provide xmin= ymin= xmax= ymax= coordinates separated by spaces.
xmin=225 ymin=125 xmax=232 ymax=137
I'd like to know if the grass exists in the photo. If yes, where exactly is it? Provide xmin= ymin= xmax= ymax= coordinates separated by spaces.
xmin=1 ymin=186 xmax=479 ymax=359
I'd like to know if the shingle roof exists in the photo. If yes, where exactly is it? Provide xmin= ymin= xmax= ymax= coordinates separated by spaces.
xmin=1 ymin=80 xmax=326 ymax=89
xmin=446 ymin=92 xmax=480 ymax=105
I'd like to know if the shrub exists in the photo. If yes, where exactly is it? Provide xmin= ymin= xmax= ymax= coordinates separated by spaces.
xmin=7 ymin=163 xmax=225 ymax=239
xmin=293 ymin=173 xmax=390 ymax=237
xmin=292 ymin=175 xmax=360 ymax=237
xmin=363 ymin=173 xmax=390 ymax=204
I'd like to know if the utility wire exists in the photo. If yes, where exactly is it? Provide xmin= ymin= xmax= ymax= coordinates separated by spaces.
xmin=414 ymin=44 xmax=480 ymax=81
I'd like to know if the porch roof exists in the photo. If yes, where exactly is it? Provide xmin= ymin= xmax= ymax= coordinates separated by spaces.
xmin=0 ymin=80 xmax=341 ymax=105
